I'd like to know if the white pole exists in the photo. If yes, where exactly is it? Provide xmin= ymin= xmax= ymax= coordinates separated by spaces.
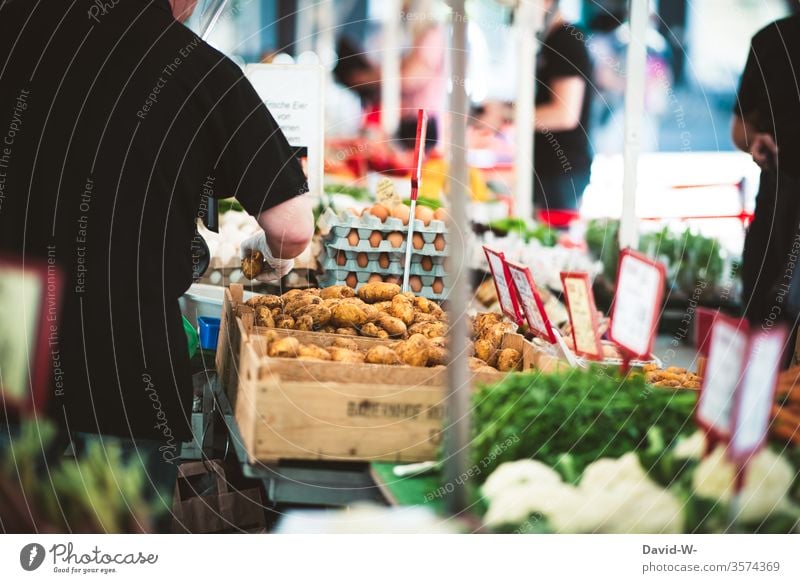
xmin=295 ymin=0 xmax=315 ymax=55
xmin=444 ymin=0 xmax=470 ymax=516
xmin=315 ymin=0 xmax=335 ymax=66
xmin=514 ymin=1 xmax=544 ymax=220
xmin=381 ymin=0 xmax=402 ymax=137
xmin=619 ymin=0 xmax=649 ymax=249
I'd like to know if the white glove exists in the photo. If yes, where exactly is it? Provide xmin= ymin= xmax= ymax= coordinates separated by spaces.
xmin=239 ymin=231 xmax=294 ymax=283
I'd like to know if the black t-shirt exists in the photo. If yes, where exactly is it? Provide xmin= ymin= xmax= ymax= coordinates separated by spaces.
xmin=735 ymin=15 xmax=800 ymax=177
xmin=535 ymin=23 xmax=594 ymax=175
xmin=0 ymin=0 xmax=307 ymax=440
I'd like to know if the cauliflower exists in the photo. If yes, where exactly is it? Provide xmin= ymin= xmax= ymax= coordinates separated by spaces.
xmin=481 ymin=459 xmax=562 ymax=502
xmin=580 ymin=452 xmax=647 ymax=491
xmin=673 ymin=430 xmax=707 ymax=460
xmin=483 ymin=483 xmax=570 ymax=528
xmin=692 ymin=446 xmax=795 ymax=523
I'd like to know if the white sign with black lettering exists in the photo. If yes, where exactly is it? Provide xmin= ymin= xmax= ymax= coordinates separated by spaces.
xmin=609 ymin=250 xmax=664 ymax=357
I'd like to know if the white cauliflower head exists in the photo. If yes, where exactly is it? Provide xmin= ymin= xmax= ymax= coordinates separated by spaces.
xmin=481 ymin=459 xmax=563 ymax=502
xmin=673 ymin=430 xmax=707 ymax=460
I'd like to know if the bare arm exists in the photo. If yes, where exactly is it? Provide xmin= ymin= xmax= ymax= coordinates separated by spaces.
xmin=534 ymin=76 xmax=586 ymax=132
xmin=255 ymin=193 xmax=314 ymax=259
xmin=731 ymin=113 xmax=777 ymax=169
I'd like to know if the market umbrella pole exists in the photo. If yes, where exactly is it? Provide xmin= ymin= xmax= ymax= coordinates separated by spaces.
xmin=619 ymin=0 xmax=649 ymax=249
xmin=443 ymin=0 xmax=470 ymax=516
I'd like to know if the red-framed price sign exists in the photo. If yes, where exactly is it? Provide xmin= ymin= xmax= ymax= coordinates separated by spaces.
xmin=483 ymin=247 xmax=521 ymax=323
xmin=695 ymin=314 xmax=749 ymax=445
xmin=506 ymin=261 xmax=556 ymax=343
xmin=560 ymin=271 xmax=603 ymax=359
xmin=0 ymin=255 xmax=62 ymax=413
xmin=608 ymin=249 xmax=666 ymax=359
xmin=729 ymin=326 xmax=788 ymax=463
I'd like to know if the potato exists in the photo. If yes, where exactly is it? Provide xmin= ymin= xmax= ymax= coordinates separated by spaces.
xmin=373 ymin=300 xmax=393 ymax=313
xmin=294 ymin=304 xmax=332 ymax=328
xmin=241 ymin=250 xmax=264 ymax=280
xmin=389 ymin=294 xmax=416 ymax=325
xmin=319 ymin=325 xmax=337 ymax=334
xmin=329 ymin=347 xmax=365 ymax=363
xmin=412 ymin=296 xmax=434 ymax=314
xmin=468 ymin=357 xmax=487 ymax=371
xmin=396 ymin=334 xmax=431 ymax=367
xmin=331 ymin=302 xmax=368 ymax=328
xmin=473 ymin=338 xmax=499 ymax=367
xmin=246 ymin=294 xmax=283 ymax=311
xmin=274 ymin=314 xmax=295 ymax=329
xmin=361 ymin=303 xmax=379 ymax=322
xmin=298 ymin=344 xmax=332 ymax=361
xmin=335 ymin=327 xmax=359 ymax=336
xmin=427 ymin=345 xmax=448 ymax=367
xmin=357 ymin=282 xmax=401 ymax=303
xmin=408 ymin=321 xmax=447 ymax=339
xmin=332 ymin=337 xmax=359 ymax=351
xmin=473 ymin=313 xmax=503 ymax=337
xmin=430 ymin=336 xmax=448 ymax=348
xmin=254 ymin=305 xmax=275 ymax=328
xmin=376 ymin=313 xmax=407 ymax=338
xmin=360 ymin=322 xmax=389 ymax=339
xmin=281 ymin=289 xmax=311 ymax=302
xmin=268 ymin=337 xmax=300 ymax=358
xmin=294 ymin=315 xmax=314 ymax=331
xmin=284 ymin=295 xmax=322 ymax=315
xmin=365 ymin=345 xmax=402 ymax=365
xmin=496 ymin=348 xmax=522 ymax=372
xmin=320 ymin=285 xmax=355 ymax=300
xmin=413 ymin=312 xmax=439 ymax=324
xmin=480 ymin=322 xmax=515 ymax=348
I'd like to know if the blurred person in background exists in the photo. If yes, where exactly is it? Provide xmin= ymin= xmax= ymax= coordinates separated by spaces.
xmin=732 ymin=13 xmax=800 ymax=330
xmin=0 ymin=0 xmax=313 ymax=531
xmin=531 ymin=0 xmax=594 ymax=221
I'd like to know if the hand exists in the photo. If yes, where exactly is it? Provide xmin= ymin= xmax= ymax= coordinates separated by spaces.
xmin=169 ymin=0 xmax=198 ymax=23
xmin=749 ymin=132 xmax=778 ymax=170
xmin=239 ymin=231 xmax=294 ymax=283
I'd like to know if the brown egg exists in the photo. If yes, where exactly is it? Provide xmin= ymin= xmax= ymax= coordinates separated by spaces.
xmin=432 ymin=278 xmax=444 ymax=294
xmin=387 ymin=232 xmax=404 ymax=248
xmin=368 ymin=230 xmax=383 ymax=248
xmin=433 ymin=207 xmax=448 ymax=223
xmin=391 ymin=204 xmax=410 ymax=225
xmin=336 ymin=251 xmax=347 ymax=266
xmin=345 ymin=273 xmax=357 ymax=288
xmin=349 ymin=207 xmax=363 ymax=217
xmin=356 ymin=252 xmax=369 ymax=268
xmin=384 ymin=275 xmax=400 ymax=285
xmin=370 ymin=203 xmax=389 ymax=222
xmin=412 ymin=233 xmax=425 ymax=250
xmin=420 ymin=256 xmax=433 ymax=271
xmin=347 ymin=229 xmax=360 ymax=247
xmin=433 ymin=234 xmax=446 ymax=251
xmin=378 ymin=253 xmax=390 ymax=269
xmin=415 ymin=205 xmax=434 ymax=226
xmin=408 ymin=275 xmax=423 ymax=293
xmin=368 ymin=273 xmax=383 ymax=283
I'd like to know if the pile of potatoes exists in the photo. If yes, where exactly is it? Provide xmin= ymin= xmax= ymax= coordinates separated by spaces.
xmin=243 ymin=284 xmax=525 ymax=373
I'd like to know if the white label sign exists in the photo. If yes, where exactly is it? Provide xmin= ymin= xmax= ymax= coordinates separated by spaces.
xmin=730 ymin=329 xmax=787 ymax=458
xmin=697 ymin=318 xmax=748 ymax=437
xmin=483 ymin=248 xmax=518 ymax=322
xmin=245 ymin=63 xmax=325 ymax=199
xmin=0 ymin=268 xmax=43 ymax=401
xmin=610 ymin=252 xmax=664 ymax=356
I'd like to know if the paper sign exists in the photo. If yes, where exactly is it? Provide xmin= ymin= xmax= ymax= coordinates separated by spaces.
xmin=245 ymin=63 xmax=325 ymax=203
xmin=560 ymin=272 xmax=603 ymax=359
xmin=729 ymin=326 xmax=788 ymax=461
xmin=483 ymin=247 xmax=520 ymax=322
xmin=694 ymin=307 xmax=719 ymax=358
xmin=609 ymin=249 xmax=665 ymax=358
xmin=696 ymin=316 xmax=748 ymax=440
xmin=0 ymin=256 xmax=61 ymax=412
xmin=506 ymin=261 xmax=556 ymax=343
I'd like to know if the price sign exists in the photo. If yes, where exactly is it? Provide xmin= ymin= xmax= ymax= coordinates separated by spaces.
xmin=729 ymin=326 xmax=788 ymax=462
xmin=483 ymin=247 xmax=520 ymax=322
xmin=696 ymin=315 xmax=748 ymax=441
xmin=506 ymin=261 xmax=556 ymax=343
xmin=694 ymin=307 xmax=720 ymax=358
xmin=0 ymin=255 xmax=61 ymax=412
xmin=609 ymin=249 xmax=665 ymax=358
xmin=560 ymin=272 xmax=603 ymax=359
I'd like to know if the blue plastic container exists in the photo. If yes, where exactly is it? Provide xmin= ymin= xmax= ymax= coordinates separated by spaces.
xmin=197 ymin=316 xmax=221 ymax=351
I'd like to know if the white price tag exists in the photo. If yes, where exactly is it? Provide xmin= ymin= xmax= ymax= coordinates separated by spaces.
xmin=483 ymin=247 xmax=520 ymax=322
xmin=696 ymin=316 xmax=748 ymax=439
xmin=730 ymin=327 xmax=787 ymax=460
xmin=609 ymin=250 xmax=665 ymax=357
xmin=560 ymin=272 xmax=602 ymax=358
xmin=506 ymin=261 xmax=555 ymax=343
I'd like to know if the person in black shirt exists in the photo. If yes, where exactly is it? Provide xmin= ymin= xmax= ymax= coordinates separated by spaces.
xmin=533 ymin=0 xmax=594 ymax=218
xmin=0 ymin=0 xmax=312 ymax=528
xmin=732 ymin=15 xmax=800 ymax=326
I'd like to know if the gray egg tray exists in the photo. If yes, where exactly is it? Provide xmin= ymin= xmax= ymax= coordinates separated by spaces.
xmin=317 ymin=272 xmax=449 ymax=302
xmin=318 ymin=207 xmax=449 ymax=237
xmin=322 ymin=233 xmax=448 ymax=257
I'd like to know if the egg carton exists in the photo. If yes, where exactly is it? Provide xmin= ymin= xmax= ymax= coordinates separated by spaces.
xmin=318 ymin=207 xmax=449 ymax=237
xmin=320 ymin=248 xmax=448 ymax=274
xmin=318 ymin=272 xmax=449 ymax=302
xmin=320 ymin=258 xmax=448 ymax=279
xmin=322 ymin=233 xmax=449 ymax=257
